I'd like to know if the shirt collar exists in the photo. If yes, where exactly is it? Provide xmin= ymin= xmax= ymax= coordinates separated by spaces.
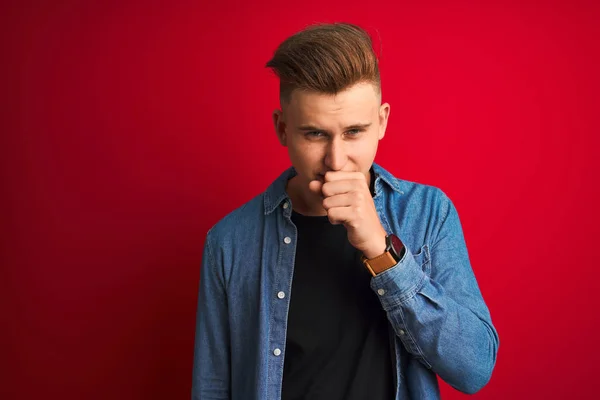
xmin=263 ymin=162 xmax=404 ymax=215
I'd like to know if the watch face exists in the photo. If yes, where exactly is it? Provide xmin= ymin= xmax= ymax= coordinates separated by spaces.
xmin=389 ymin=234 xmax=404 ymax=260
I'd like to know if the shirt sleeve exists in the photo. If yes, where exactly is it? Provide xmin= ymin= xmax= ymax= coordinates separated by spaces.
xmin=192 ymin=231 xmax=231 ymax=400
xmin=370 ymin=190 xmax=499 ymax=394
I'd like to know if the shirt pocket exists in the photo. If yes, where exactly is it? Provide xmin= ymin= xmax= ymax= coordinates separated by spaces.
xmin=412 ymin=244 xmax=432 ymax=277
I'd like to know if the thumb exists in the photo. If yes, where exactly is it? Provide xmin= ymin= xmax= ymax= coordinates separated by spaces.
xmin=308 ymin=179 xmax=323 ymax=197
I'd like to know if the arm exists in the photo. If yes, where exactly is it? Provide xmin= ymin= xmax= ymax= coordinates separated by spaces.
xmin=372 ymin=191 xmax=499 ymax=394
xmin=192 ymin=231 xmax=231 ymax=399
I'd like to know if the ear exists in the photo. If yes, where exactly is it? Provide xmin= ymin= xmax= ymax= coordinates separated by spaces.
xmin=272 ymin=109 xmax=287 ymax=147
xmin=378 ymin=102 xmax=391 ymax=140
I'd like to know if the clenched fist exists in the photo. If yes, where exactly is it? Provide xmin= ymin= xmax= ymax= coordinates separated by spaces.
xmin=309 ymin=171 xmax=388 ymax=259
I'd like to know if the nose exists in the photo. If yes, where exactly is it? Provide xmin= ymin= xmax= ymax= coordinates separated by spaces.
xmin=324 ymin=137 xmax=348 ymax=172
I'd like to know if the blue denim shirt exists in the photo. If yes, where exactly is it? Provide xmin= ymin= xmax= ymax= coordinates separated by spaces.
xmin=192 ymin=163 xmax=499 ymax=400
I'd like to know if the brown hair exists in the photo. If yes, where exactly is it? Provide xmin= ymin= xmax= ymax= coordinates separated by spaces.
xmin=265 ymin=22 xmax=381 ymax=104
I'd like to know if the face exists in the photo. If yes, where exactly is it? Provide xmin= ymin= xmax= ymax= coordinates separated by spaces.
xmin=273 ymin=82 xmax=390 ymax=190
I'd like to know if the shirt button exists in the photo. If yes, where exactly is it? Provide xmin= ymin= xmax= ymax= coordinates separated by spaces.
xmin=284 ymin=237 xmax=291 ymax=244
xmin=283 ymin=202 xmax=289 ymax=209
xmin=277 ymin=291 xmax=285 ymax=299
xmin=377 ymin=289 xmax=385 ymax=296
xmin=399 ymin=329 xmax=406 ymax=335
xmin=273 ymin=348 xmax=282 ymax=356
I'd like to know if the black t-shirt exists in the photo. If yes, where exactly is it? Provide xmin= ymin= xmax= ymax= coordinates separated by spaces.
xmin=281 ymin=195 xmax=395 ymax=399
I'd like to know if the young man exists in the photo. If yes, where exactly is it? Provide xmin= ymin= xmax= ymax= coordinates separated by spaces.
xmin=192 ymin=23 xmax=499 ymax=400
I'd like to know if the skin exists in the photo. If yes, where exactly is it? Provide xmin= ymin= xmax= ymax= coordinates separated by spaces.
xmin=272 ymin=81 xmax=391 ymax=259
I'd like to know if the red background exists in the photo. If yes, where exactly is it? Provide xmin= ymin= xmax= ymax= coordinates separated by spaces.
xmin=2 ymin=0 xmax=599 ymax=399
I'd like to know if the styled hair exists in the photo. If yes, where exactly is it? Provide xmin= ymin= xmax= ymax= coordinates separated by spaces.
xmin=265 ymin=22 xmax=381 ymax=104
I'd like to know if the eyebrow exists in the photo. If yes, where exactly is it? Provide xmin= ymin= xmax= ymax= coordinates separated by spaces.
xmin=297 ymin=123 xmax=372 ymax=132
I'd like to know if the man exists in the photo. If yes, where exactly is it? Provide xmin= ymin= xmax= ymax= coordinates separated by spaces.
xmin=192 ymin=23 xmax=499 ymax=400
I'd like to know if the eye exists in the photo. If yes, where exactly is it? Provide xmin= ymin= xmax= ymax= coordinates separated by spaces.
xmin=306 ymin=131 xmax=325 ymax=138
xmin=346 ymin=129 xmax=362 ymax=136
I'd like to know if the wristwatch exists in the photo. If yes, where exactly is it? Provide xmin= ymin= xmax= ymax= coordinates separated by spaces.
xmin=361 ymin=234 xmax=406 ymax=276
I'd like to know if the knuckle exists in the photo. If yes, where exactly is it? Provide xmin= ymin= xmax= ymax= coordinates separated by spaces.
xmin=354 ymin=191 xmax=364 ymax=202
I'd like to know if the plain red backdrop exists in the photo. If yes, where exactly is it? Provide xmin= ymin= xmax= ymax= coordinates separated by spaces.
xmin=2 ymin=0 xmax=599 ymax=399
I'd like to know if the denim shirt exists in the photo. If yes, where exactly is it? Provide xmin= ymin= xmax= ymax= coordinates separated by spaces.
xmin=192 ymin=163 xmax=499 ymax=400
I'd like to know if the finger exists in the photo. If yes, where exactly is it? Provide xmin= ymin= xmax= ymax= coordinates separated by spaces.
xmin=324 ymin=171 xmax=366 ymax=183
xmin=326 ymin=206 xmax=353 ymax=225
xmin=322 ymin=193 xmax=355 ymax=210
xmin=321 ymin=179 xmax=360 ymax=197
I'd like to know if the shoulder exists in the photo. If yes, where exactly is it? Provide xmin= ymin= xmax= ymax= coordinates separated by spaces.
xmin=399 ymin=178 xmax=451 ymax=209
xmin=375 ymin=163 xmax=451 ymax=213
xmin=376 ymin=166 xmax=456 ymax=236
xmin=205 ymin=192 xmax=266 ymax=247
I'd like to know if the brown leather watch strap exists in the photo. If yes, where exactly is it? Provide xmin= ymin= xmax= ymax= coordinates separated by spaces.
xmin=361 ymin=252 xmax=398 ymax=276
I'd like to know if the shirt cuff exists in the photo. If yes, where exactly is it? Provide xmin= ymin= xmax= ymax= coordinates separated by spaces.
xmin=370 ymin=248 xmax=427 ymax=309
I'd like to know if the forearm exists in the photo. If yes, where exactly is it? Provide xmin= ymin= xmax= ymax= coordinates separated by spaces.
xmin=372 ymin=249 xmax=499 ymax=394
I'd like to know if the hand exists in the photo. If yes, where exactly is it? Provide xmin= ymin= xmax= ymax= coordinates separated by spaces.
xmin=309 ymin=171 xmax=387 ymax=259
